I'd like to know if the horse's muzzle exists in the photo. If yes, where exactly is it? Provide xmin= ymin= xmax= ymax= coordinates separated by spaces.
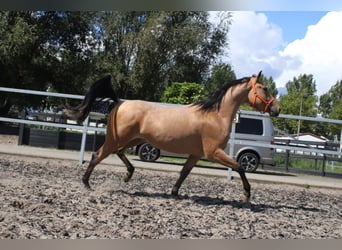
xmin=269 ymin=106 xmax=280 ymax=117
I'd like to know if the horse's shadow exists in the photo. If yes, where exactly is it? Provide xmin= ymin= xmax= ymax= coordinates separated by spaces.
xmin=117 ymin=190 xmax=321 ymax=213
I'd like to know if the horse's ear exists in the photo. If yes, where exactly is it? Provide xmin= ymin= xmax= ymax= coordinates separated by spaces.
xmin=257 ymin=71 xmax=262 ymax=82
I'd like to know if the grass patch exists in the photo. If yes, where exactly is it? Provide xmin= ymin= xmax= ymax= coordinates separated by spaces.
xmin=274 ymin=155 xmax=342 ymax=173
xmin=160 ymin=155 xmax=342 ymax=173
xmin=159 ymin=156 xmax=221 ymax=167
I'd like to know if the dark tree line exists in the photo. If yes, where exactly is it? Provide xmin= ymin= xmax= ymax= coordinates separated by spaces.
xmin=0 ymin=11 xmax=230 ymax=115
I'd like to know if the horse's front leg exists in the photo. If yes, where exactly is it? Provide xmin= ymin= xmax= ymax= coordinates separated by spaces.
xmin=207 ymin=149 xmax=251 ymax=203
xmin=171 ymin=155 xmax=201 ymax=196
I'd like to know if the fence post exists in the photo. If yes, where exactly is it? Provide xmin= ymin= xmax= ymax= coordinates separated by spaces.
xmin=92 ymin=120 xmax=98 ymax=152
xmin=79 ymin=116 xmax=90 ymax=164
xmin=17 ymin=110 xmax=26 ymax=145
xmin=285 ymin=140 xmax=290 ymax=172
xmin=322 ymin=154 xmax=326 ymax=176
xmin=338 ymin=129 xmax=342 ymax=158
xmin=314 ymin=144 xmax=318 ymax=170
xmin=322 ymin=142 xmax=327 ymax=176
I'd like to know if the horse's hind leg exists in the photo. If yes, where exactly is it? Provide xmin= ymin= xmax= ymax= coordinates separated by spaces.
xmin=171 ymin=155 xmax=200 ymax=196
xmin=82 ymin=153 xmax=97 ymax=189
xmin=117 ymin=151 xmax=135 ymax=182
xmin=116 ymin=139 xmax=145 ymax=182
xmin=82 ymin=142 xmax=113 ymax=189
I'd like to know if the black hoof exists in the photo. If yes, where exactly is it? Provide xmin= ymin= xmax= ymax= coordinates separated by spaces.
xmin=124 ymin=173 xmax=132 ymax=182
xmin=82 ymin=177 xmax=92 ymax=190
xmin=171 ymin=187 xmax=179 ymax=197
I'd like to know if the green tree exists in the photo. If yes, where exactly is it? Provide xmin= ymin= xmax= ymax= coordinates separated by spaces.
xmin=273 ymin=74 xmax=318 ymax=134
xmin=318 ymin=80 xmax=342 ymax=138
xmin=319 ymin=80 xmax=342 ymax=117
xmin=94 ymin=11 xmax=230 ymax=101
xmin=0 ymin=11 xmax=231 ymax=116
xmin=259 ymin=74 xmax=278 ymax=97
xmin=285 ymin=74 xmax=317 ymax=96
xmin=0 ymin=11 xmax=99 ymax=115
xmin=0 ymin=11 xmax=47 ymax=115
xmin=161 ymin=82 xmax=205 ymax=104
xmin=329 ymin=98 xmax=342 ymax=136
xmin=36 ymin=11 xmax=99 ymax=97
xmin=204 ymin=63 xmax=236 ymax=95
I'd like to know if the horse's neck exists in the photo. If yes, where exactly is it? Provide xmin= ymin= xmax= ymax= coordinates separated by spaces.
xmin=218 ymin=86 xmax=250 ymax=122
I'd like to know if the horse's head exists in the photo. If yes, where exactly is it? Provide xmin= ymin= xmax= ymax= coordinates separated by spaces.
xmin=248 ymin=71 xmax=280 ymax=117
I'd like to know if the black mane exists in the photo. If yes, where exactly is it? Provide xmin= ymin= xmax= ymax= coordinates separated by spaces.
xmin=193 ymin=77 xmax=250 ymax=112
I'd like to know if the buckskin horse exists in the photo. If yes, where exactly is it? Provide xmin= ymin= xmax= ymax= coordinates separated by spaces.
xmin=64 ymin=71 xmax=280 ymax=202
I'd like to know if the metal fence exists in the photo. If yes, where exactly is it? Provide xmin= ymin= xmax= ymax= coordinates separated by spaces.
xmin=0 ymin=86 xmax=106 ymax=164
xmin=235 ymin=110 xmax=342 ymax=176
xmin=1 ymin=86 xmax=342 ymax=176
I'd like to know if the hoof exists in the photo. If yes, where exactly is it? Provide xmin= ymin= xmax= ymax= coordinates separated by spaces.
xmin=171 ymin=187 xmax=179 ymax=197
xmin=124 ymin=173 xmax=132 ymax=182
xmin=242 ymin=192 xmax=250 ymax=203
xmin=82 ymin=177 xmax=92 ymax=190
xmin=83 ymin=184 xmax=93 ymax=191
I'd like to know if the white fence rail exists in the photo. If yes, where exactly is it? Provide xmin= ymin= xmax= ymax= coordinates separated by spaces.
xmin=0 ymin=87 xmax=106 ymax=163
xmin=1 ymin=86 xmax=342 ymax=173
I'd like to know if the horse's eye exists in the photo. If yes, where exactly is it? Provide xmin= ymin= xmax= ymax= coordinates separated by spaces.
xmin=263 ymin=87 xmax=268 ymax=91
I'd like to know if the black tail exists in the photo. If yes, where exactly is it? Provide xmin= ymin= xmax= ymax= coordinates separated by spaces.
xmin=64 ymin=75 xmax=119 ymax=123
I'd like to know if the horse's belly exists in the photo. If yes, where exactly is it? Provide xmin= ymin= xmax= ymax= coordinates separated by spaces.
xmin=147 ymin=135 xmax=203 ymax=156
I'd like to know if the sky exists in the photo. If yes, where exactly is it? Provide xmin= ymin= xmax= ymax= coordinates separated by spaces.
xmin=214 ymin=11 xmax=342 ymax=97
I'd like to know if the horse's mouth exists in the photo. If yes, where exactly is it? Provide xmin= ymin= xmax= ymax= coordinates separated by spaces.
xmin=269 ymin=110 xmax=280 ymax=117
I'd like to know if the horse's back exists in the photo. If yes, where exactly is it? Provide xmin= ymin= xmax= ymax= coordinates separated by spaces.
xmin=116 ymin=100 xmax=193 ymax=130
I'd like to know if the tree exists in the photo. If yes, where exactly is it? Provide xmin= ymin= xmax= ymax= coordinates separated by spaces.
xmin=319 ymin=80 xmax=342 ymax=117
xmin=0 ymin=11 xmax=100 ymax=115
xmin=273 ymin=74 xmax=318 ymax=135
xmin=328 ymin=98 xmax=342 ymax=137
xmin=0 ymin=11 xmax=46 ymax=115
xmin=36 ymin=11 xmax=99 ymax=97
xmin=259 ymin=74 xmax=278 ymax=97
xmin=94 ymin=11 xmax=230 ymax=101
xmin=204 ymin=63 xmax=236 ymax=95
xmin=318 ymin=80 xmax=342 ymax=138
xmin=161 ymin=82 xmax=205 ymax=105
xmin=0 ymin=11 xmax=231 ymax=116
xmin=285 ymin=74 xmax=317 ymax=96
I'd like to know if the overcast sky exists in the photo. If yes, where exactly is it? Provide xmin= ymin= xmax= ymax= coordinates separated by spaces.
xmin=213 ymin=11 xmax=342 ymax=96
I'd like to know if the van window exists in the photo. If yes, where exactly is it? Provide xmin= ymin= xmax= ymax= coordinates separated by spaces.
xmin=236 ymin=117 xmax=263 ymax=135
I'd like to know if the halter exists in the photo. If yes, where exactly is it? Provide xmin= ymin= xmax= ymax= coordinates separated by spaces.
xmin=250 ymin=78 xmax=275 ymax=113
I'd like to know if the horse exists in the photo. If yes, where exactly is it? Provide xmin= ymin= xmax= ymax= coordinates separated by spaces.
xmin=64 ymin=71 xmax=280 ymax=202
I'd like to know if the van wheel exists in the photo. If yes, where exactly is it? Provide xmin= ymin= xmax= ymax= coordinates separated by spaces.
xmin=138 ymin=143 xmax=160 ymax=162
xmin=238 ymin=152 xmax=259 ymax=172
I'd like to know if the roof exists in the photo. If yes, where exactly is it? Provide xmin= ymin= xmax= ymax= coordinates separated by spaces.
xmin=276 ymin=133 xmax=329 ymax=142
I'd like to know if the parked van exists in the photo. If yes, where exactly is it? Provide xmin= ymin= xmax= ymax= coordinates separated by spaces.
xmin=134 ymin=113 xmax=275 ymax=172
